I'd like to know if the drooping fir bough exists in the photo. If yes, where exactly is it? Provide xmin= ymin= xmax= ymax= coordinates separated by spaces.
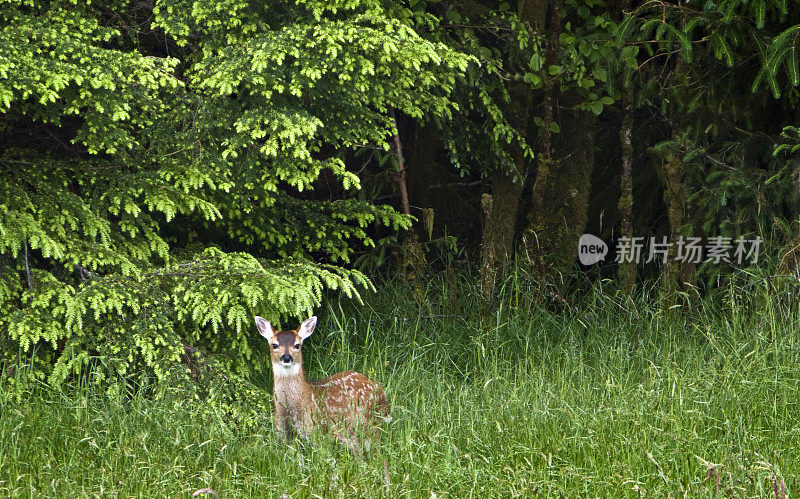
xmin=0 ymin=0 xmax=469 ymax=394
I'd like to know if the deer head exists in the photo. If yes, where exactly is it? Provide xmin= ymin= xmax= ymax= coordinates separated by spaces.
xmin=255 ymin=316 xmax=317 ymax=377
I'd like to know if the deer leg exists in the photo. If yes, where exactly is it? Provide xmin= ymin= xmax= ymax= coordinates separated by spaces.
xmin=294 ymin=409 xmax=314 ymax=442
xmin=332 ymin=427 xmax=362 ymax=457
xmin=342 ymin=435 xmax=362 ymax=457
xmin=274 ymin=404 xmax=290 ymax=442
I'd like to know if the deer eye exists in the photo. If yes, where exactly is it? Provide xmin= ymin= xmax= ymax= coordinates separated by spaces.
xmin=272 ymin=344 xmax=279 ymax=350
xmin=293 ymin=343 xmax=301 ymax=349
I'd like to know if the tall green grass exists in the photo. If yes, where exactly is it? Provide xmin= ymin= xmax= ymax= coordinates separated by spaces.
xmin=1 ymin=272 xmax=798 ymax=497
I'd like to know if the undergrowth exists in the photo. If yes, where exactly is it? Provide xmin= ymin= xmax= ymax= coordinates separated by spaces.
xmin=1 ymin=270 xmax=798 ymax=496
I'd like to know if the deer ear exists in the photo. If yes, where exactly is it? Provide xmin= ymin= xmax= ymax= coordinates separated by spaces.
xmin=255 ymin=316 xmax=275 ymax=340
xmin=298 ymin=316 xmax=317 ymax=341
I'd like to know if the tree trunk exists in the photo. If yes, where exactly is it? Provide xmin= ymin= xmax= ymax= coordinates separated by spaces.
xmin=617 ymin=91 xmax=635 ymax=293
xmin=525 ymin=95 xmax=596 ymax=279
xmin=390 ymin=108 xmax=411 ymax=218
xmin=480 ymin=171 xmax=524 ymax=297
xmin=659 ymin=135 xmax=696 ymax=307
xmin=660 ymin=149 xmax=685 ymax=305
xmin=523 ymin=0 xmax=598 ymax=283
xmin=479 ymin=0 xmax=548 ymax=298
xmin=659 ymin=54 xmax=696 ymax=307
xmin=389 ymin=109 xmax=426 ymax=286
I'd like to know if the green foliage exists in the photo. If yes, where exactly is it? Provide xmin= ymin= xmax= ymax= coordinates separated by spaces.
xmin=394 ymin=6 xmax=526 ymax=178
xmin=0 ymin=0 xmax=469 ymax=391
xmin=616 ymin=0 xmax=800 ymax=289
xmin=3 ymin=247 xmax=370 ymax=387
xmin=430 ymin=0 xmax=621 ymax=179
xmin=0 ymin=1 xmax=181 ymax=153
xmin=622 ymin=0 xmax=800 ymax=98
xmin=758 ymin=24 xmax=800 ymax=97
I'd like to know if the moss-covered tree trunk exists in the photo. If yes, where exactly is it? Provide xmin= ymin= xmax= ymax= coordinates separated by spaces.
xmin=479 ymin=0 xmax=546 ymax=299
xmin=659 ymin=136 xmax=696 ymax=307
xmin=659 ymin=54 xmax=696 ymax=307
xmin=660 ymin=149 xmax=685 ymax=304
xmin=525 ymin=95 xmax=596 ymax=278
xmin=389 ymin=109 xmax=426 ymax=286
xmin=524 ymin=0 xmax=596 ymax=281
xmin=617 ymin=91 xmax=635 ymax=293
xmin=480 ymin=170 xmax=524 ymax=297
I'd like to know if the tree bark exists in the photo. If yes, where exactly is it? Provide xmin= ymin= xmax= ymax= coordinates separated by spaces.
xmin=389 ymin=108 xmax=411 ymax=218
xmin=480 ymin=172 xmax=525 ymax=297
xmin=659 ymin=132 xmax=697 ymax=307
xmin=617 ymin=91 xmax=635 ymax=293
xmin=389 ymin=109 xmax=426 ymax=285
xmin=478 ymin=0 xmax=545 ymax=298
xmin=530 ymin=0 xmax=560 ymax=200
xmin=523 ymin=0 xmax=598 ymax=283
xmin=659 ymin=55 xmax=696 ymax=307
xmin=660 ymin=148 xmax=685 ymax=305
xmin=525 ymin=94 xmax=596 ymax=278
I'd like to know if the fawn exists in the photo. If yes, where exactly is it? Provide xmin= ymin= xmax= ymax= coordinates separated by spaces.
xmin=255 ymin=315 xmax=390 ymax=453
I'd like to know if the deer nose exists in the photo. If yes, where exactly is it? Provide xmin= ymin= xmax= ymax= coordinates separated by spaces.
xmin=280 ymin=353 xmax=293 ymax=364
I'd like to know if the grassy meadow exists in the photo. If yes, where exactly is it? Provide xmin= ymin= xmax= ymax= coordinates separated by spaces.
xmin=1 ymin=274 xmax=799 ymax=497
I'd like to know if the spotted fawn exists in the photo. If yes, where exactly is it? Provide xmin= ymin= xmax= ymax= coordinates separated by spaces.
xmin=255 ymin=315 xmax=390 ymax=453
